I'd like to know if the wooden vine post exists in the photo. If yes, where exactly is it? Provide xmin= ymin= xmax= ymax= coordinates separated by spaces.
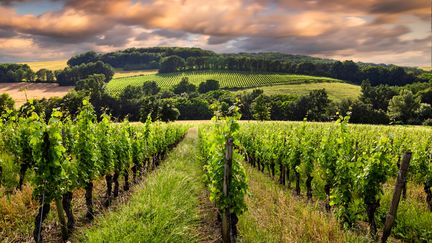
xmin=381 ymin=151 xmax=411 ymax=243
xmin=222 ymin=137 xmax=235 ymax=243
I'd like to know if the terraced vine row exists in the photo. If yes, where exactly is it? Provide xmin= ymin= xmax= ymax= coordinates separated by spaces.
xmin=107 ymin=71 xmax=341 ymax=96
xmin=0 ymin=100 xmax=188 ymax=242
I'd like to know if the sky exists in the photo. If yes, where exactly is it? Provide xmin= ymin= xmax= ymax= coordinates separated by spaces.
xmin=0 ymin=0 xmax=430 ymax=67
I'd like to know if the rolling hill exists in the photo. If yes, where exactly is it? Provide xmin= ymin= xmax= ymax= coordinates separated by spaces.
xmin=106 ymin=70 xmax=346 ymax=96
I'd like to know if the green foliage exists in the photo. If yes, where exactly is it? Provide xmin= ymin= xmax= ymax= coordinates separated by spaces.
xmin=96 ymin=114 xmax=115 ymax=175
xmin=75 ymin=74 xmax=106 ymax=100
xmin=236 ymin=119 xmax=432 ymax=240
xmin=30 ymin=110 xmax=69 ymax=201
xmin=159 ymin=55 xmax=186 ymax=73
xmin=387 ymin=89 xmax=421 ymax=124
xmin=0 ymin=63 xmax=34 ymax=82
xmin=0 ymin=93 xmax=14 ymax=116
xmin=142 ymin=81 xmax=161 ymax=95
xmin=198 ymin=79 xmax=220 ymax=93
xmin=56 ymin=61 xmax=114 ymax=86
xmin=75 ymin=99 xmax=99 ymax=185
xmin=107 ymin=71 xmax=341 ymax=96
xmin=172 ymin=77 xmax=196 ymax=94
xmin=199 ymin=106 xmax=248 ymax=215
xmin=251 ymin=95 xmax=271 ymax=121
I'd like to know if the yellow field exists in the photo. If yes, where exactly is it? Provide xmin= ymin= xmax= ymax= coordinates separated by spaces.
xmin=420 ymin=66 xmax=432 ymax=71
xmin=19 ymin=60 xmax=68 ymax=72
xmin=113 ymin=69 xmax=158 ymax=78
xmin=0 ymin=82 xmax=72 ymax=107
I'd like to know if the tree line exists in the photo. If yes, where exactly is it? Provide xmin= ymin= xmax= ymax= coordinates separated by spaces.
xmin=0 ymin=62 xmax=114 ymax=86
xmin=1 ymin=74 xmax=431 ymax=126
xmin=67 ymin=47 xmax=427 ymax=86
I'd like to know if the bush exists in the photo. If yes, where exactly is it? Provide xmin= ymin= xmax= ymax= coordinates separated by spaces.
xmin=0 ymin=93 xmax=14 ymax=115
xmin=198 ymin=79 xmax=220 ymax=93
xmin=423 ymin=118 xmax=432 ymax=126
xmin=173 ymin=77 xmax=196 ymax=94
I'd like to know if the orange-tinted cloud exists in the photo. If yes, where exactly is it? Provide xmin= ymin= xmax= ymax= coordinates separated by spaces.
xmin=0 ymin=0 xmax=429 ymax=66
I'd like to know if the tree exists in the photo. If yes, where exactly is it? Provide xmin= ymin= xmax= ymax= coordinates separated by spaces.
xmin=159 ymin=100 xmax=180 ymax=122
xmin=0 ymin=93 xmax=14 ymax=115
xmin=56 ymin=61 xmax=114 ymax=86
xmin=75 ymin=74 xmax=106 ymax=101
xmin=60 ymin=90 xmax=87 ymax=118
xmin=251 ymin=95 xmax=271 ymax=121
xmin=387 ymin=89 xmax=420 ymax=124
xmin=416 ymin=103 xmax=432 ymax=121
xmin=142 ymin=81 xmax=160 ymax=95
xmin=338 ymin=99 xmax=389 ymax=124
xmin=0 ymin=64 xmax=34 ymax=82
xmin=198 ymin=79 xmax=220 ymax=93
xmin=173 ymin=77 xmax=196 ymax=94
xmin=305 ymin=89 xmax=330 ymax=121
xmin=360 ymin=80 xmax=397 ymax=111
xmin=119 ymin=85 xmax=143 ymax=101
xmin=175 ymin=97 xmax=212 ymax=120
xmin=238 ymin=89 xmax=263 ymax=120
xmin=416 ymin=88 xmax=432 ymax=105
xmin=35 ymin=69 xmax=54 ymax=82
xmin=67 ymin=51 xmax=99 ymax=66
xmin=159 ymin=55 xmax=186 ymax=73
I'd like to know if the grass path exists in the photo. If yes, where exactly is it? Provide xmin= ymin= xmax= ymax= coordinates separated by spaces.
xmin=73 ymin=128 xmax=220 ymax=242
xmin=238 ymin=164 xmax=367 ymax=242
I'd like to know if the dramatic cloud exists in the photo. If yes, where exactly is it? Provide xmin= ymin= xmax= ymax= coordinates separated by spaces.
xmin=0 ymin=0 xmax=429 ymax=66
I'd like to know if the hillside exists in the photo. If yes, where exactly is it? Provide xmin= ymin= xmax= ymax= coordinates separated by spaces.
xmin=235 ymin=83 xmax=361 ymax=101
xmin=106 ymin=71 xmax=344 ymax=96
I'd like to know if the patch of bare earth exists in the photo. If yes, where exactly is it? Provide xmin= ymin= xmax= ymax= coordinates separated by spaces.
xmin=0 ymin=82 xmax=72 ymax=107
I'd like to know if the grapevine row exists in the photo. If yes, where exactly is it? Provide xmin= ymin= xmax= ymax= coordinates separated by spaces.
xmin=107 ymin=71 xmax=338 ymax=96
xmin=237 ymin=117 xmax=432 ymax=240
xmin=0 ymin=100 xmax=188 ymax=242
xmin=198 ymin=110 xmax=248 ymax=242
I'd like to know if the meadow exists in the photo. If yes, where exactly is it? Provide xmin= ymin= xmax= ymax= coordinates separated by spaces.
xmin=235 ymin=82 xmax=361 ymax=101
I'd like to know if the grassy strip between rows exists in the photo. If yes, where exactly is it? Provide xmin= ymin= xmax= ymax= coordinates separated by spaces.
xmin=238 ymin=163 xmax=368 ymax=242
xmin=73 ymin=128 xmax=211 ymax=242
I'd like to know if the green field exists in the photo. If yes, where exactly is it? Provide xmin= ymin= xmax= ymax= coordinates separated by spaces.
xmin=106 ymin=71 xmax=343 ymax=96
xmin=236 ymin=82 xmax=361 ymax=101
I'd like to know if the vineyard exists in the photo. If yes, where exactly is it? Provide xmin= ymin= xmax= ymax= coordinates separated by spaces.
xmin=236 ymin=119 xmax=432 ymax=241
xmin=106 ymin=71 xmax=342 ymax=96
xmin=1 ymin=107 xmax=431 ymax=241
xmin=0 ymin=100 xmax=188 ymax=242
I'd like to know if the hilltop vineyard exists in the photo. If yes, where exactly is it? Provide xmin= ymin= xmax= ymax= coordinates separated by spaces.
xmin=0 ymin=100 xmax=188 ymax=242
xmin=107 ymin=71 xmax=341 ymax=96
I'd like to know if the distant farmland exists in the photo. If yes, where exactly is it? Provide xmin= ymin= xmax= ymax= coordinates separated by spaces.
xmin=107 ymin=71 xmax=343 ymax=96
xmin=235 ymin=82 xmax=361 ymax=101
xmin=0 ymin=82 xmax=72 ymax=107
xmin=19 ymin=60 xmax=68 ymax=71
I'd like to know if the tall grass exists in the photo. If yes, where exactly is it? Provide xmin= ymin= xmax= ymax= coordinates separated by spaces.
xmin=238 ymin=163 xmax=368 ymax=242
xmin=75 ymin=128 xmax=210 ymax=242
